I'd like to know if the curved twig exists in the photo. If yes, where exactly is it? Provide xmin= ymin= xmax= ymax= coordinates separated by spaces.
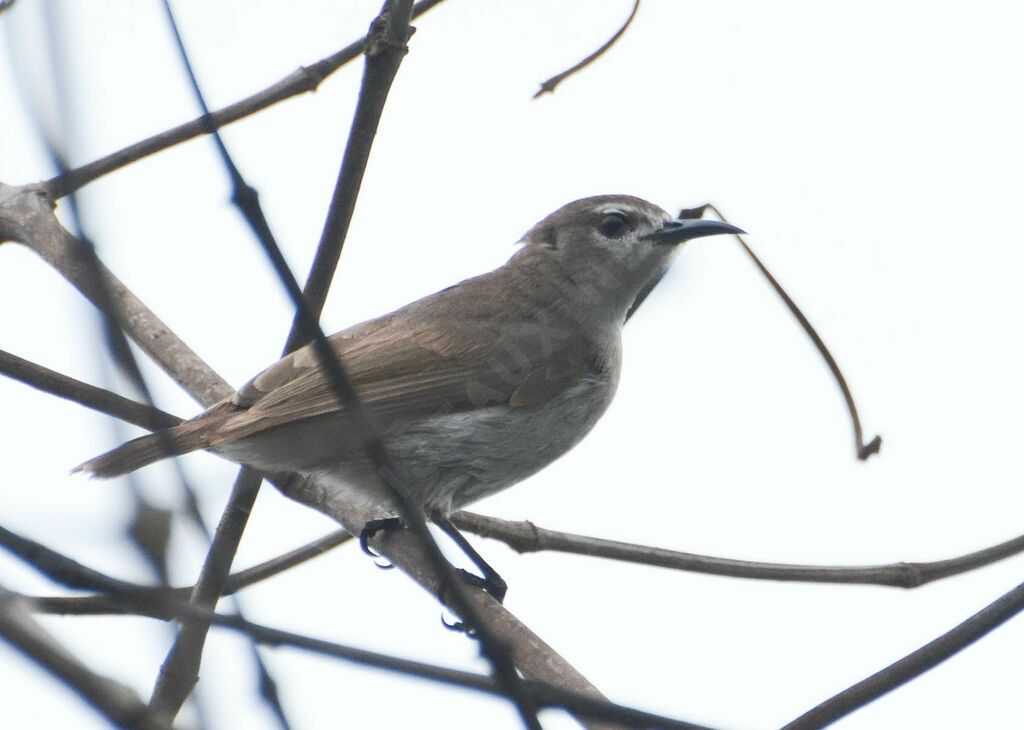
xmin=533 ymin=0 xmax=640 ymax=98
xmin=694 ymin=203 xmax=882 ymax=461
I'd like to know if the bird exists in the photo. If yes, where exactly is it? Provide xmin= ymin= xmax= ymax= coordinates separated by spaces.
xmin=75 ymin=195 xmax=741 ymax=592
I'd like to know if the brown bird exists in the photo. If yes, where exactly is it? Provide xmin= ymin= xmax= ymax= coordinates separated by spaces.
xmin=76 ymin=195 xmax=740 ymax=550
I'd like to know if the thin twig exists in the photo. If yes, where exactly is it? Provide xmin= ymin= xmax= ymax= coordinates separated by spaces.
xmin=452 ymin=512 xmax=1024 ymax=588
xmin=32 ymin=530 xmax=351 ymax=617
xmin=533 ymin=0 xmax=640 ymax=98
xmin=285 ymin=3 xmax=412 ymax=350
xmin=41 ymin=0 xmax=449 ymax=200
xmin=783 ymin=578 xmax=1024 ymax=729
xmin=695 ymin=203 xmax=882 ymax=461
xmin=0 ymin=348 xmax=182 ymax=431
xmin=151 ymin=469 xmax=264 ymax=713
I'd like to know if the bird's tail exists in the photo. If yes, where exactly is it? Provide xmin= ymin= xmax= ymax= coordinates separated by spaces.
xmin=73 ymin=418 xmax=219 ymax=479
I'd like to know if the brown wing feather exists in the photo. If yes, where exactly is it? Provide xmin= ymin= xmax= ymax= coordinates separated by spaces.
xmin=207 ymin=312 xmax=593 ymax=447
xmin=75 ymin=267 xmax=601 ymax=478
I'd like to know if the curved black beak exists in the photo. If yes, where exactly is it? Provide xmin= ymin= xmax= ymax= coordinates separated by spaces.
xmin=642 ymin=218 xmax=745 ymax=245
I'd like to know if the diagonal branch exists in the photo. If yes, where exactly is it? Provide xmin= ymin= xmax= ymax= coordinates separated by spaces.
xmin=0 ymin=348 xmax=181 ymax=431
xmin=0 ymin=584 xmax=174 ymax=730
xmin=285 ymin=0 xmax=416 ymax=350
xmin=41 ymin=0 xmax=449 ymax=200
xmin=0 ymin=184 xmax=231 ymax=406
xmin=783 ymin=577 xmax=1024 ymax=729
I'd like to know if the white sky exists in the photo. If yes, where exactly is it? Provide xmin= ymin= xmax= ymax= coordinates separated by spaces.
xmin=2 ymin=1 xmax=1024 ymax=729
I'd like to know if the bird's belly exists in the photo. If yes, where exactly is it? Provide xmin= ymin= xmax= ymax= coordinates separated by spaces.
xmin=382 ymin=372 xmax=617 ymax=514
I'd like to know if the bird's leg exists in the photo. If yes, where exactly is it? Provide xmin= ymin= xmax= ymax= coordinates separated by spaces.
xmin=360 ymin=514 xmax=506 ymax=634
xmin=434 ymin=515 xmax=508 ymax=603
xmin=359 ymin=516 xmax=402 ymax=568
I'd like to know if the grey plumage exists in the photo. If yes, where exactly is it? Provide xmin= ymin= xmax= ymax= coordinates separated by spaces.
xmin=75 ymin=195 xmax=741 ymax=517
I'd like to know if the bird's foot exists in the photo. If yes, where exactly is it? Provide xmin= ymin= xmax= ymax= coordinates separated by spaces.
xmin=453 ymin=567 xmax=507 ymax=603
xmin=441 ymin=611 xmax=477 ymax=636
xmin=432 ymin=515 xmax=508 ymax=603
xmin=439 ymin=567 xmax=508 ymax=635
xmin=359 ymin=516 xmax=402 ymax=569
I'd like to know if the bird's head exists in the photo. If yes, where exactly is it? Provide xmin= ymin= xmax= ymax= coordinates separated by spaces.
xmin=518 ymin=195 xmax=743 ymax=322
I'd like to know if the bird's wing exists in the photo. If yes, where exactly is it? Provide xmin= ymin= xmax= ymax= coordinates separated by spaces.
xmin=211 ymin=313 xmax=594 ymax=445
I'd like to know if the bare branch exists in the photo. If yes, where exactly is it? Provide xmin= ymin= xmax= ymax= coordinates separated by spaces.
xmin=32 ymin=530 xmax=352 ymax=617
xmin=0 ymin=185 xmax=231 ymax=406
xmin=41 ymin=0 xmax=450 ymax=200
xmin=280 ymin=479 xmax=624 ymax=730
xmin=0 ymin=348 xmax=181 ymax=431
xmin=533 ymin=0 xmax=640 ymax=98
xmin=287 ymin=0 xmax=417 ymax=350
xmin=149 ymin=468 xmax=264 ymax=720
xmin=453 ymin=512 xmax=1024 ymax=588
xmin=0 ymin=526 xmax=710 ymax=730
xmin=783 ymin=578 xmax=1024 ymax=729
xmin=0 ymin=585 xmax=173 ymax=730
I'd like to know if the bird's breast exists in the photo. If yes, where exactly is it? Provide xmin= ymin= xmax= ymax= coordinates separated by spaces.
xmin=386 ymin=359 xmax=621 ymax=515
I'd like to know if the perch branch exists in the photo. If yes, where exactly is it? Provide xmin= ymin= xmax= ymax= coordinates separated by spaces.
xmin=0 ymin=526 xmax=710 ymax=730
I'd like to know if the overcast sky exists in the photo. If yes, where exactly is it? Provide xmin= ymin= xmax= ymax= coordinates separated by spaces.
xmin=2 ymin=2 xmax=1024 ymax=729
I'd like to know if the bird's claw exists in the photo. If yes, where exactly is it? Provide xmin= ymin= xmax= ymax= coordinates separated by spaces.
xmin=455 ymin=567 xmax=507 ymax=604
xmin=441 ymin=612 xmax=477 ymax=636
xmin=438 ymin=567 xmax=508 ymax=636
xmin=359 ymin=517 xmax=402 ymax=569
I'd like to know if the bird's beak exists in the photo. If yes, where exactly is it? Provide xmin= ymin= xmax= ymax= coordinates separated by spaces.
xmin=642 ymin=218 xmax=745 ymax=245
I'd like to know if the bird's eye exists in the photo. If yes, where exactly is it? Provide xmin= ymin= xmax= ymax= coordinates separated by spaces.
xmin=598 ymin=211 xmax=628 ymax=238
